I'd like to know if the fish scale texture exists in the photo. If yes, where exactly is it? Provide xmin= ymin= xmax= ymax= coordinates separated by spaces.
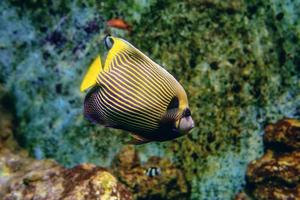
xmin=0 ymin=0 xmax=299 ymax=199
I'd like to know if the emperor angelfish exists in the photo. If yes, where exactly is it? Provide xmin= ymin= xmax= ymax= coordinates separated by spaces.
xmin=80 ymin=36 xmax=194 ymax=144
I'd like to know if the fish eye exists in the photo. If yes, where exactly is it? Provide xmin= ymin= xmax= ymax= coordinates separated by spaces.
xmin=183 ymin=108 xmax=191 ymax=117
xmin=104 ymin=35 xmax=114 ymax=50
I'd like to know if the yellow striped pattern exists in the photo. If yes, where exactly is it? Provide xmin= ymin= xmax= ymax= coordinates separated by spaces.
xmin=84 ymin=37 xmax=188 ymax=138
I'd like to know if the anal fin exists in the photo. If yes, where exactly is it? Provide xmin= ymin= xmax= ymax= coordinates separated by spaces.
xmin=125 ymin=133 xmax=151 ymax=145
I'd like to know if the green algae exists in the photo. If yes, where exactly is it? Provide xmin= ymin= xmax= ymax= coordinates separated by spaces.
xmin=0 ymin=0 xmax=299 ymax=199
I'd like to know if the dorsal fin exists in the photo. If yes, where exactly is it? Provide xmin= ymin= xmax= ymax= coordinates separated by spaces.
xmin=80 ymin=55 xmax=102 ymax=92
xmin=103 ymin=36 xmax=133 ymax=72
xmin=102 ymin=36 xmax=156 ymax=72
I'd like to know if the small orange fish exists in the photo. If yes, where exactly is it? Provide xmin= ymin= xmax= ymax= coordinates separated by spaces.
xmin=106 ymin=18 xmax=131 ymax=32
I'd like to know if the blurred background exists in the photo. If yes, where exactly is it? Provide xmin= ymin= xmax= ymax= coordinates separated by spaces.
xmin=0 ymin=0 xmax=299 ymax=199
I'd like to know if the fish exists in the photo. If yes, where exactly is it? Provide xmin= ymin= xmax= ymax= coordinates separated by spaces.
xmin=80 ymin=35 xmax=194 ymax=144
xmin=145 ymin=167 xmax=161 ymax=177
xmin=106 ymin=18 xmax=131 ymax=32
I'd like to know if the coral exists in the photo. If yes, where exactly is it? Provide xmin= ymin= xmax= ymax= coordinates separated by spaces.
xmin=111 ymin=146 xmax=189 ymax=200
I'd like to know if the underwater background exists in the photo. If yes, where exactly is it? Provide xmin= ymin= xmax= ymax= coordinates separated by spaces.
xmin=0 ymin=0 xmax=299 ymax=199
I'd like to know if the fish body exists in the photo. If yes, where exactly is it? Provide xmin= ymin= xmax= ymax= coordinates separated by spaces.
xmin=106 ymin=19 xmax=131 ymax=32
xmin=81 ymin=36 xmax=194 ymax=144
xmin=145 ymin=167 xmax=161 ymax=177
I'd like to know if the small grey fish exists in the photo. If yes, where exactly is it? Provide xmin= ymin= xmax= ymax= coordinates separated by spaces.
xmin=145 ymin=167 xmax=161 ymax=177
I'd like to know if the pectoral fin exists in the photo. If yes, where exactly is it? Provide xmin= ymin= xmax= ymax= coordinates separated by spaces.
xmin=160 ymin=96 xmax=180 ymax=124
xmin=161 ymin=108 xmax=180 ymax=123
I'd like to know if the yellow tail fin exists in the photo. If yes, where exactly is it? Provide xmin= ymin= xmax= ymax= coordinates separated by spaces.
xmin=80 ymin=55 xmax=102 ymax=92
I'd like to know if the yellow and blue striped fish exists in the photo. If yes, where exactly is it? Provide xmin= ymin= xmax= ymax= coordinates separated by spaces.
xmin=80 ymin=36 xmax=194 ymax=144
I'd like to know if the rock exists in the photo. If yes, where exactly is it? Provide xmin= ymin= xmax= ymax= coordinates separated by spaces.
xmin=252 ymin=184 xmax=300 ymax=200
xmin=0 ymin=87 xmax=132 ymax=200
xmin=61 ymin=164 xmax=132 ymax=200
xmin=242 ymin=118 xmax=300 ymax=200
xmin=246 ymin=149 xmax=300 ymax=200
xmin=247 ymin=150 xmax=300 ymax=185
xmin=233 ymin=192 xmax=251 ymax=200
xmin=0 ymin=85 xmax=20 ymax=153
xmin=111 ymin=146 xmax=189 ymax=200
xmin=264 ymin=118 xmax=300 ymax=151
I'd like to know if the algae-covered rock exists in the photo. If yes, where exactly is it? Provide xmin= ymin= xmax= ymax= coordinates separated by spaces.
xmin=111 ymin=146 xmax=189 ymax=200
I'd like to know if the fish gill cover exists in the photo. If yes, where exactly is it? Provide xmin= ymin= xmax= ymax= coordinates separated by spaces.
xmin=0 ymin=0 xmax=299 ymax=199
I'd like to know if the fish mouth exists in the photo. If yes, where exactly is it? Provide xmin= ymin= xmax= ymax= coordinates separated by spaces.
xmin=188 ymin=117 xmax=195 ymax=128
xmin=188 ymin=126 xmax=194 ymax=133
xmin=186 ymin=118 xmax=195 ymax=133
xmin=191 ymin=119 xmax=195 ymax=129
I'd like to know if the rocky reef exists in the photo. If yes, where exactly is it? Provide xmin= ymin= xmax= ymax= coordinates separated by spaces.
xmin=0 ymin=0 xmax=299 ymax=199
xmin=235 ymin=118 xmax=300 ymax=200
xmin=0 ymin=87 xmax=132 ymax=200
